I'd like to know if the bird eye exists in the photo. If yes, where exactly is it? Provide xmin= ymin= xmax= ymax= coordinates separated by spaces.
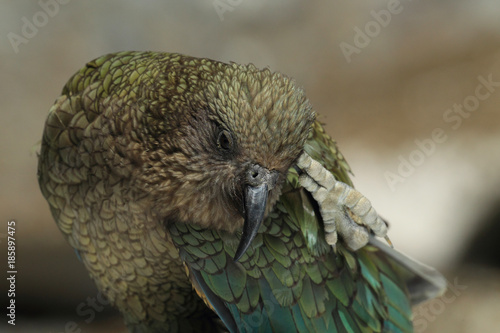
xmin=217 ymin=130 xmax=233 ymax=151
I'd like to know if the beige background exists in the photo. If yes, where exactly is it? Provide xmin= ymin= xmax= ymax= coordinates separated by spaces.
xmin=1 ymin=1 xmax=499 ymax=332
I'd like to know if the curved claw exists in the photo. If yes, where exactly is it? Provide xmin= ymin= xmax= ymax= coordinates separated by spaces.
xmin=233 ymin=184 xmax=268 ymax=262
xmin=296 ymin=152 xmax=389 ymax=251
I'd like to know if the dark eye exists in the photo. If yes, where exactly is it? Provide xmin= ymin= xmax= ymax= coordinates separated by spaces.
xmin=217 ymin=130 xmax=233 ymax=151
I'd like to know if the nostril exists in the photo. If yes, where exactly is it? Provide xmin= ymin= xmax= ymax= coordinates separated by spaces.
xmin=247 ymin=164 xmax=264 ymax=184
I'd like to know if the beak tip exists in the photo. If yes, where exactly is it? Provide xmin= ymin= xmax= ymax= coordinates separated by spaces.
xmin=233 ymin=250 xmax=244 ymax=262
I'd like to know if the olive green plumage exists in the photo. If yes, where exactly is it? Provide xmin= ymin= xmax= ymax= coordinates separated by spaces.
xmin=38 ymin=51 xmax=442 ymax=332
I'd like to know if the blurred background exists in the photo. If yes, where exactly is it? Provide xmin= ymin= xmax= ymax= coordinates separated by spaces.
xmin=1 ymin=1 xmax=499 ymax=332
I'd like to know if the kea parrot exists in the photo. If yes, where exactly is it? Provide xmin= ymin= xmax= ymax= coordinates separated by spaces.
xmin=38 ymin=51 xmax=445 ymax=332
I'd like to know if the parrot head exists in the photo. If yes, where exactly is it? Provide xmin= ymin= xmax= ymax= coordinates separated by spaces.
xmin=134 ymin=56 xmax=315 ymax=261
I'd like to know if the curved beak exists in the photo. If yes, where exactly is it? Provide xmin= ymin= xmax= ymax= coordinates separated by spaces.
xmin=233 ymin=183 xmax=268 ymax=262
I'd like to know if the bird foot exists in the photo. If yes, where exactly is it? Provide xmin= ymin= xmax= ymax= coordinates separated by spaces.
xmin=296 ymin=152 xmax=389 ymax=251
